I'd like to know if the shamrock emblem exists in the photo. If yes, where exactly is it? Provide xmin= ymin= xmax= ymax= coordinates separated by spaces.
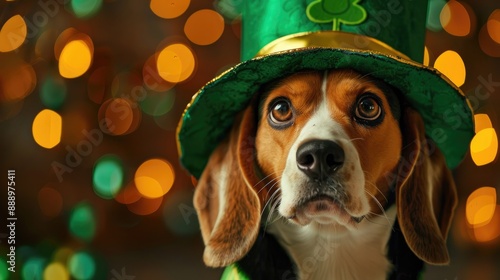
xmin=306 ymin=0 xmax=367 ymax=31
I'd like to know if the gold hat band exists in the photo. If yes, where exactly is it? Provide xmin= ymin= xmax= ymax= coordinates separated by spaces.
xmin=257 ymin=31 xmax=411 ymax=61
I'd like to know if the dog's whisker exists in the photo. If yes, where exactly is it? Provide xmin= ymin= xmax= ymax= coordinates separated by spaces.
xmin=261 ymin=182 xmax=282 ymax=218
xmin=364 ymin=190 xmax=385 ymax=214
xmin=257 ymin=179 xmax=277 ymax=197
xmin=254 ymin=171 xmax=280 ymax=188
xmin=364 ymin=190 xmax=391 ymax=226
xmin=268 ymin=204 xmax=283 ymax=224
xmin=265 ymin=185 xmax=281 ymax=209
xmin=255 ymin=169 xmax=285 ymax=197
xmin=255 ymin=172 xmax=280 ymax=194
xmin=264 ymin=195 xmax=283 ymax=229
xmin=364 ymin=180 xmax=389 ymax=204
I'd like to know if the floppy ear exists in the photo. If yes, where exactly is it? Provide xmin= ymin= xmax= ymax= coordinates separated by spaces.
xmin=396 ymin=108 xmax=458 ymax=265
xmin=193 ymin=104 xmax=261 ymax=267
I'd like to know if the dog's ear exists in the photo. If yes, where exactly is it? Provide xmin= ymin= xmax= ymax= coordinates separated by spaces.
xmin=396 ymin=108 xmax=458 ymax=265
xmin=193 ymin=104 xmax=261 ymax=267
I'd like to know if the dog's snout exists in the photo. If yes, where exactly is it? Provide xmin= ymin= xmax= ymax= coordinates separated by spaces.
xmin=296 ymin=140 xmax=345 ymax=180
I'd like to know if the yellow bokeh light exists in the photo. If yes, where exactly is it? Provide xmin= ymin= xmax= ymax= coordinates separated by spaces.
xmin=440 ymin=0 xmax=471 ymax=37
xmin=44 ymin=262 xmax=69 ymax=280
xmin=487 ymin=10 xmax=500 ymax=44
xmin=150 ymin=0 xmax=190 ymax=19
xmin=59 ymin=40 xmax=93 ymax=79
xmin=184 ymin=9 xmax=225 ymax=46
xmin=433 ymin=50 xmax=466 ymax=87
xmin=54 ymin=28 xmax=79 ymax=60
xmin=135 ymin=159 xmax=175 ymax=198
xmin=466 ymin=187 xmax=497 ymax=227
xmin=470 ymin=128 xmax=498 ymax=166
xmin=157 ymin=43 xmax=195 ymax=83
xmin=473 ymin=207 xmax=500 ymax=243
xmin=474 ymin=113 xmax=493 ymax=134
xmin=32 ymin=109 xmax=62 ymax=149
xmin=423 ymin=46 xmax=430 ymax=66
xmin=143 ymin=53 xmax=175 ymax=92
xmin=53 ymin=247 xmax=74 ymax=264
xmin=0 ymin=14 xmax=27 ymax=52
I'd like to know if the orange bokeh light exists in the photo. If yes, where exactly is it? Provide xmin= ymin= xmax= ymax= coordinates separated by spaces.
xmin=184 ymin=9 xmax=225 ymax=46
xmin=98 ymin=98 xmax=142 ymax=136
xmin=143 ymin=53 xmax=175 ymax=92
xmin=115 ymin=182 xmax=142 ymax=205
xmin=150 ymin=0 xmax=190 ymax=19
xmin=135 ymin=158 xmax=175 ymax=198
xmin=473 ymin=207 xmax=500 ymax=243
xmin=466 ymin=187 xmax=497 ymax=227
xmin=0 ymin=59 xmax=37 ymax=102
xmin=470 ymin=128 xmax=498 ymax=166
xmin=487 ymin=10 xmax=500 ymax=44
xmin=479 ymin=24 xmax=500 ymax=57
xmin=0 ymin=14 xmax=27 ymax=52
xmin=433 ymin=50 xmax=466 ymax=87
xmin=127 ymin=196 xmax=163 ymax=216
xmin=156 ymin=43 xmax=196 ymax=83
xmin=474 ymin=114 xmax=493 ymax=134
xmin=32 ymin=109 xmax=62 ymax=149
xmin=440 ymin=0 xmax=472 ymax=37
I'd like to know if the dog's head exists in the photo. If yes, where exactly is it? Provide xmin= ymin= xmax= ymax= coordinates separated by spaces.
xmin=193 ymin=69 xmax=457 ymax=267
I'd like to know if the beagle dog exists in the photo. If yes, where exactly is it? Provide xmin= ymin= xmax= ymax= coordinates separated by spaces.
xmin=194 ymin=69 xmax=457 ymax=279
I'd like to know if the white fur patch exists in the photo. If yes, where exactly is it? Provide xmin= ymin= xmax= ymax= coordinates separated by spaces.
xmin=268 ymin=206 xmax=397 ymax=280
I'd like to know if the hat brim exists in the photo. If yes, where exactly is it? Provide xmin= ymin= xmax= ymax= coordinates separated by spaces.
xmin=177 ymin=47 xmax=474 ymax=178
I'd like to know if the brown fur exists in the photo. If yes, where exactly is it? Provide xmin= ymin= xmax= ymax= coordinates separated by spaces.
xmin=396 ymin=108 xmax=458 ymax=264
xmin=194 ymin=105 xmax=262 ymax=267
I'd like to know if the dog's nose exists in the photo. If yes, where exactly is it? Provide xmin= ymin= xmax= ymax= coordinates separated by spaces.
xmin=296 ymin=140 xmax=345 ymax=180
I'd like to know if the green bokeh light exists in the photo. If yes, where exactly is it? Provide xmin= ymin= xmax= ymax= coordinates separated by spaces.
xmin=69 ymin=203 xmax=96 ymax=242
xmin=22 ymin=258 xmax=45 ymax=280
xmin=426 ymin=0 xmax=446 ymax=32
xmin=70 ymin=0 xmax=103 ymax=18
xmin=93 ymin=155 xmax=124 ymax=199
xmin=69 ymin=252 xmax=96 ymax=280
xmin=162 ymin=190 xmax=200 ymax=236
xmin=139 ymin=90 xmax=175 ymax=117
xmin=40 ymin=76 xmax=67 ymax=109
xmin=0 ymin=258 xmax=8 ymax=280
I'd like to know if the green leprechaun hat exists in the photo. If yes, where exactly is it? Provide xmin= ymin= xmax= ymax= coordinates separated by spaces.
xmin=177 ymin=0 xmax=474 ymax=179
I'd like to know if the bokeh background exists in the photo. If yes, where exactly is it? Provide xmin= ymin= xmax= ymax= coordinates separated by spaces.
xmin=0 ymin=0 xmax=499 ymax=279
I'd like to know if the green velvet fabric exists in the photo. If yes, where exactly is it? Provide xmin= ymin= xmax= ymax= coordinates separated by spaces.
xmin=241 ymin=0 xmax=427 ymax=62
xmin=177 ymin=48 xmax=474 ymax=179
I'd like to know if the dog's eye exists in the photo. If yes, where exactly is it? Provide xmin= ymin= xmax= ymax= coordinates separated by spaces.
xmin=268 ymin=98 xmax=294 ymax=129
xmin=355 ymin=95 xmax=383 ymax=123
